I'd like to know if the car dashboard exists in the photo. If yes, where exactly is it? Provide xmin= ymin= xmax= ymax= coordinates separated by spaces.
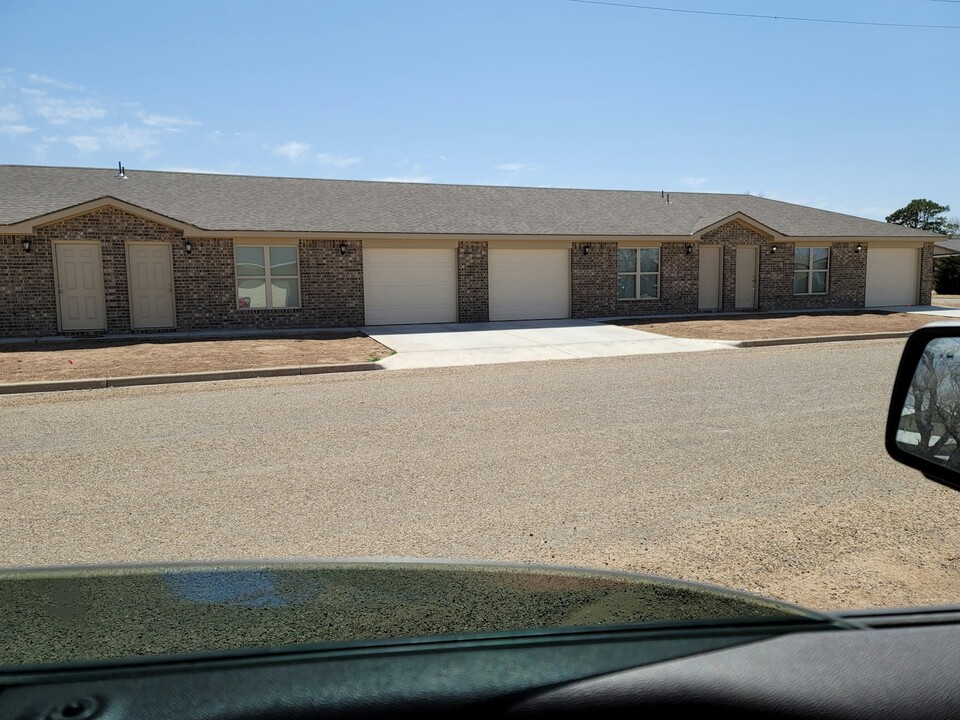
xmin=3 ymin=609 xmax=960 ymax=719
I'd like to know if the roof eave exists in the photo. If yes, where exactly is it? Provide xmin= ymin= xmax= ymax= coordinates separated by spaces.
xmin=0 ymin=196 xmax=202 ymax=235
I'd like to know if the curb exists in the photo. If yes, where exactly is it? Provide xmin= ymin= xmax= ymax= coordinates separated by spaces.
xmin=735 ymin=332 xmax=912 ymax=348
xmin=0 ymin=362 xmax=381 ymax=395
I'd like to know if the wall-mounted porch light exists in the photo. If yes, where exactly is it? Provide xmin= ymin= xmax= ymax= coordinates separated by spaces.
xmin=685 ymin=244 xmax=693 ymax=255
xmin=184 ymin=239 xmax=193 ymax=255
xmin=21 ymin=237 xmax=31 ymax=253
xmin=340 ymin=242 xmax=348 ymax=256
xmin=856 ymin=243 xmax=863 ymax=253
xmin=770 ymin=245 xmax=778 ymax=255
xmin=583 ymin=244 xmax=591 ymax=256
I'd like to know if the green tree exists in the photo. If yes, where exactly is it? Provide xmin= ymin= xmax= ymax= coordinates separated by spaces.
xmin=885 ymin=199 xmax=954 ymax=235
xmin=887 ymin=199 xmax=960 ymax=293
xmin=936 ymin=258 xmax=960 ymax=294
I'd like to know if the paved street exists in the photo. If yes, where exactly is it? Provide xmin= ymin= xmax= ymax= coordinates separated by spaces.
xmin=3 ymin=339 xmax=960 ymax=611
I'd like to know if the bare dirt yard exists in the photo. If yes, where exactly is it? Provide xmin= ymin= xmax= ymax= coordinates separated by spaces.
xmin=0 ymin=333 xmax=392 ymax=383
xmin=613 ymin=310 xmax=937 ymax=341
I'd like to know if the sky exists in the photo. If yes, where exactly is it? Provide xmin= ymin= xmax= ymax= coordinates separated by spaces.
xmin=0 ymin=0 xmax=957 ymax=221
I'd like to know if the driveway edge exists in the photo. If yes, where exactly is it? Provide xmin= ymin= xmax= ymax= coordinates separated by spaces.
xmin=0 ymin=362 xmax=381 ymax=395
xmin=735 ymin=331 xmax=912 ymax=348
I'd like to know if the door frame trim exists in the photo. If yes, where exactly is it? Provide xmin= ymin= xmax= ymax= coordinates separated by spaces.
xmin=52 ymin=240 xmax=107 ymax=333
xmin=735 ymin=245 xmax=759 ymax=310
xmin=126 ymin=241 xmax=177 ymax=330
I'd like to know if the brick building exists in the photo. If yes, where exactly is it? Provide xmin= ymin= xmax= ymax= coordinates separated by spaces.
xmin=0 ymin=165 xmax=936 ymax=337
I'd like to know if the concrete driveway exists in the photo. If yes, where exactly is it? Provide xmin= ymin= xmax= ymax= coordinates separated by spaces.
xmin=363 ymin=319 xmax=735 ymax=369
xmin=878 ymin=305 xmax=960 ymax=318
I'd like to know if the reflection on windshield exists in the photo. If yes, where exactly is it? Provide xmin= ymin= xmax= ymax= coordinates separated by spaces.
xmin=0 ymin=562 xmax=814 ymax=667
xmin=897 ymin=338 xmax=960 ymax=468
xmin=162 ymin=571 xmax=326 ymax=608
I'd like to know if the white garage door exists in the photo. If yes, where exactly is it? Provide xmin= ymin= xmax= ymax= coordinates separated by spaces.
xmin=865 ymin=247 xmax=919 ymax=307
xmin=363 ymin=248 xmax=457 ymax=325
xmin=489 ymin=248 xmax=570 ymax=321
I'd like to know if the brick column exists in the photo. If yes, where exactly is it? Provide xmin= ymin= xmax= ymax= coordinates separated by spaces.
xmin=458 ymin=241 xmax=489 ymax=322
xmin=571 ymin=241 xmax=617 ymax=318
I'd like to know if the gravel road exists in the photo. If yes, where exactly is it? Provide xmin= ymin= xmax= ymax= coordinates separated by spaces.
xmin=3 ymin=339 xmax=959 ymax=611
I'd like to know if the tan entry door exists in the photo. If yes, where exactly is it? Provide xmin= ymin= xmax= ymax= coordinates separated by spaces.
xmin=735 ymin=246 xmax=758 ymax=310
xmin=698 ymin=245 xmax=722 ymax=310
xmin=128 ymin=243 xmax=175 ymax=328
xmin=55 ymin=242 xmax=106 ymax=331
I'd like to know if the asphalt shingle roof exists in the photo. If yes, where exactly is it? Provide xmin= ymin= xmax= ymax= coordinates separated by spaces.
xmin=0 ymin=165 xmax=936 ymax=238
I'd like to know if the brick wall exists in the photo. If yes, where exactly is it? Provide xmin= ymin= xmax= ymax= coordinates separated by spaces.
xmin=36 ymin=207 xmax=187 ymax=334
xmin=0 ymin=208 xmax=936 ymax=337
xmin=575 ymin=242 xmax=702 ymax=318
xmin=702 ymin=220 xmax=867 ymax=312
xmin=457 ymin=241 xmax=489 ymax=322
xmin=571 ymin=242 xmax=616 ymax=317
xmin=179 ymin=237 xmax=364 ymax=331
xmin=704 ymin=220 xmax=776 ymax=312
xmin=565 ymin=221 xmax=882 ymax=318
xmin=616 ymin=242 xmax=701 ymax=316
xmin=920 ymin=242 xmax=934 ymax=305
xmin=758 ymin=242 xmax=866 ymax=312
xmin=1 ymin=207 xmax=365 ymax=337
xmin=0 ymin=234 xmax=58 ymax=336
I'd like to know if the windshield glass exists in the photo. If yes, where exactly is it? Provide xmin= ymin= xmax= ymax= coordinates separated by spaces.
xmin=0 ymin=562 xmax=813 ymax=667
xmin=0 ymin=0 xmax=956 ymax=668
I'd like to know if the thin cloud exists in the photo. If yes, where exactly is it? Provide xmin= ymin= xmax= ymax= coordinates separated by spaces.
xmin=52 ymin=124 xmax=161 ymax=155
xmin=372 ymin=175 xmax=433 ymax=183
xmin=99 ymin=124 xmax=160 ymax=152
xmin=316 ymin=152 xmax=361 ymax=168
xmin=138 ymin=111 xmax=201 ymax=128
xmin=28 ymin=73 xmax=85 ymax=91
xmin=32 ymin=93 xmax=107 ymax=124
xmin=272 ymin=141 xmax=311 ymax=161
xmin=0 ymin=124 xmax=35 ymax=137
xmin=679 ymin=176 xmax=709 ymax=187
xmin=0 ymin=104 xmax=21 ymax=122
xmin=495 ymin=162 xmax=542 ymax=172
xmin=0 ymin=70 xmax=13 ymax=90
xmin=159 ymin=167 xmax=230 ymax=174
xmin=66 ymin=135 xmax=101 ymax=153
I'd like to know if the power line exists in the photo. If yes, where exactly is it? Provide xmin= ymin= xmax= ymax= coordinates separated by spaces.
xmin=567 ymin=0 xmax=960 ymax=29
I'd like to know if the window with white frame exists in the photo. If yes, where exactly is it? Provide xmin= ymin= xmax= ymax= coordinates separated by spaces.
xmin=617 ymin=247 xmax=660 ymax=300
xmin=235 ymin=245 xmax=300 ymax=309
xmin=794 ymin=247 xmax=829 ymax=295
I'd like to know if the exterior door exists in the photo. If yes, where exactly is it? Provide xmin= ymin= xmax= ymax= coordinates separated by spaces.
xmin=735 ymin=246 xmax=758 ymax=310
xmin=698 ymin=245 xmax=722 ymax=310
xmin=55 ymin=242 xmax=106 ymax=331
xmin=128 ymin=243 xmax=175 ymax=328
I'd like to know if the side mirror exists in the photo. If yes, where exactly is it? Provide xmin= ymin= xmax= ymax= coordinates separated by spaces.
xmin=886 ymin=321 xmax=960 ymax=492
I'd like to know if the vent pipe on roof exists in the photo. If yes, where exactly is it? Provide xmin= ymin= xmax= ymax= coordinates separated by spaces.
xmin=116 ymin=162 xmax=127 ymax=181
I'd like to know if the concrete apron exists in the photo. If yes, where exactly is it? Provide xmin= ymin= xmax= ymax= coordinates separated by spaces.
xmin=876 ymin=305 xmax=960 ymax=318
xmin=363 ymin=319 xmax=736 ymax=370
